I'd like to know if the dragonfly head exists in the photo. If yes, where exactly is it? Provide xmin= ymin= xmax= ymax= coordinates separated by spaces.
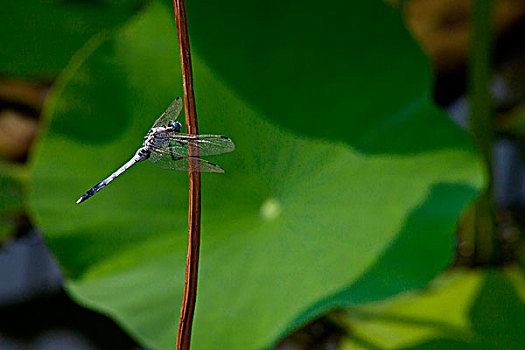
xmin=168 ymin=120 xmax=182 ymax=132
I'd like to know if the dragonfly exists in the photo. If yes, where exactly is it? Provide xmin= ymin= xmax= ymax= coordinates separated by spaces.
xmin=76 ymin=97 xmax=235 ymax=204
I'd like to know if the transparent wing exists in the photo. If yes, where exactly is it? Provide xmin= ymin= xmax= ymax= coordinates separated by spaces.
xmin=149 ymin=149 xmax=225 ymax=173
xmin=152 ymin=97 xmax=183 ymax=128
xmin=150 ymin=133 xmax=235 ymax=156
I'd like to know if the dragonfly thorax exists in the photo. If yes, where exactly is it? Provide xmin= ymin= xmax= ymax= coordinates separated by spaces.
xmin=144 ymin=120 xmax=182 ymax=151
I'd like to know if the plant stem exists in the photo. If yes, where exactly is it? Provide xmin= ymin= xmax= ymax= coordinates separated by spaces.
xmin=173 ymin=1 xmax=201 ymax=349
xmin=468 ymin=0 xmax=497 ymax=265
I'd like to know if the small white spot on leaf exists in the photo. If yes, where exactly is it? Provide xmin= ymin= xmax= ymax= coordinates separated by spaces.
xmin=260 ymin=198 xmax=281 ymax=221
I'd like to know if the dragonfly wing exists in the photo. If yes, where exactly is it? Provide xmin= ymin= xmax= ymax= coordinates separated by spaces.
xmin=154 ymin=134 xmax=236 ymax=156
xmin=152 ymin=97 xmax=183 ymax=128
xmin=149 ymin=148 xmax=225 ymax=173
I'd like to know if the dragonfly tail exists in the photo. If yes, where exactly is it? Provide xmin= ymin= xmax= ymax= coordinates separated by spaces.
xmin=76 ymin=171 xmax=120 ymax=204
xmin=76 ymin=151 xmax=146 ymax=204
xmin=76 ymin=193 xmax=91 ymax=204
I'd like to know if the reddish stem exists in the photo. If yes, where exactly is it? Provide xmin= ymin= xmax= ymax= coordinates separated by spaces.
xmin=173 ymin=1 xmax=201 ymax=349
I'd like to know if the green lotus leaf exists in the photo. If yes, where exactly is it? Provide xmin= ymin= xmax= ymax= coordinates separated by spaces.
xmin=0 ymin=0 xmax=140 ymax=79
xmin=29 ymin=2 xmax=482 ymax=349
xmin=341 ymin=268 xmax=525 ymax=350
xmin=184 ymin=0 xmax=470 ymax=154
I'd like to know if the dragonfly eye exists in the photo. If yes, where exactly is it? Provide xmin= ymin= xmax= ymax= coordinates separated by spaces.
xmin=169 ymin=120 xmax=182 ymax=132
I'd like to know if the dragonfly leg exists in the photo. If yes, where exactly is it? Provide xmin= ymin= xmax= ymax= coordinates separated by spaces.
xmin=167 ymin=140 xmax=178 ymax=161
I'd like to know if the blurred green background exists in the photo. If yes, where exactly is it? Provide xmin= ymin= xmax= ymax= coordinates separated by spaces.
xmin=1 ymin=0 xmax=524 ymax=349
